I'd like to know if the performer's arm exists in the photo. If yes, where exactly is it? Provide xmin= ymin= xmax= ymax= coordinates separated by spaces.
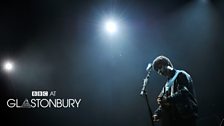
xmin=166 ymin=72 xmax=192 ymax=103
xmin=153 ymin=105 xmax=162 ymax=121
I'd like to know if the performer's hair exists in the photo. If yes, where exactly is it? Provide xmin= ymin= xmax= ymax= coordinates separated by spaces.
xmin=152 ymin=55 xmax=173 ymax=71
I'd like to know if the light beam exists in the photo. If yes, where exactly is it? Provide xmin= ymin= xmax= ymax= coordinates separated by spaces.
xmin=2 ymin=60 xmax=14 ymax=73
xmin=105 ymin=19 xmax=117 ymax=34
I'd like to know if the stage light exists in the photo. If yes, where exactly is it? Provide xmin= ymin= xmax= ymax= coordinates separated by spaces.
xmin=2 ymin=60 xmax=14 ymax=73
xmin=105 ymin=20 xmax=117 ymax=34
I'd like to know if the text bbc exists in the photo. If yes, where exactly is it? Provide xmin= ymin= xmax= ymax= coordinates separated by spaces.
xmin=32 ymin=91 xmax=48 ymax=96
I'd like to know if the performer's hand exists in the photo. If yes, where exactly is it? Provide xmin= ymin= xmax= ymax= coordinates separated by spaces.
xmin=157 ymin=97 xmax=162 ymax=105
xmin=157 ymin=97 xmax=170 ymax=106
xmin=153 ymin=114 xmax=160 ymax=122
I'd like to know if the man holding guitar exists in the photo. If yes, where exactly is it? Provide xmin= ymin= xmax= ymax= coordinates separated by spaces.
xmin=152 ymin=56 xmax=198 ymax=126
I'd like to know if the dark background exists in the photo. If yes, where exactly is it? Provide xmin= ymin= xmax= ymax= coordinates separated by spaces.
xmin=0 ymin=0 xmax=224 ymax=126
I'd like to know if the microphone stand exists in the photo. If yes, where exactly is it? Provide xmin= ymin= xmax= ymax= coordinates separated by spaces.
xmin=140 ymin=71 xmax=154 ymax=126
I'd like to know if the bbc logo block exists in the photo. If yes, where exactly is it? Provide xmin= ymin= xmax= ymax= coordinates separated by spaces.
xmin=32 ymin=91 xmax=48 ymax=96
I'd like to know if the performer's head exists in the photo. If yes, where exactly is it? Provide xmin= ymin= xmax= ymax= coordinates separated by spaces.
xmin=152 ymin=55 xmax=173 ymax=77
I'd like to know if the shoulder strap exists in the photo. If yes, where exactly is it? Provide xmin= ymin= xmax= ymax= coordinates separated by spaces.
xmin=165 ymin=70 xmax=181 ymax=91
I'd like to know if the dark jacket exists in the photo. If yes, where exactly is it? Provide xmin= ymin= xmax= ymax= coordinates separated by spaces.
xmin=155 ymin=70 xmax=198 ymax=121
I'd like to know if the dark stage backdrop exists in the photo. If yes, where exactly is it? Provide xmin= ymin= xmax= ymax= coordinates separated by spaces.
xmin=0 ymin=0 xmax=224 ymax=126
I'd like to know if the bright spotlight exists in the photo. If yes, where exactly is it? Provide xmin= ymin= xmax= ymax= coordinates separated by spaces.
xmin=2 ymin=60 xmax=14 ymax=72
xmin=105 ymin=20 xmax=117 ymax=34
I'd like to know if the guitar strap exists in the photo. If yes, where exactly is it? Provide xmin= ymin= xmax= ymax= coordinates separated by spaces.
xmin=164 ymin=70 xmax=180 ymax=96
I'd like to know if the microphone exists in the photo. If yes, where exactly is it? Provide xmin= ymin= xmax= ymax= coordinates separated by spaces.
xmin=140 ymin=63 xmax=155 ymax=126
xmin=140 ymin=63 xmax=153 ymax=95
xmin=146 ymin=63 xmax=152 ymax=72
